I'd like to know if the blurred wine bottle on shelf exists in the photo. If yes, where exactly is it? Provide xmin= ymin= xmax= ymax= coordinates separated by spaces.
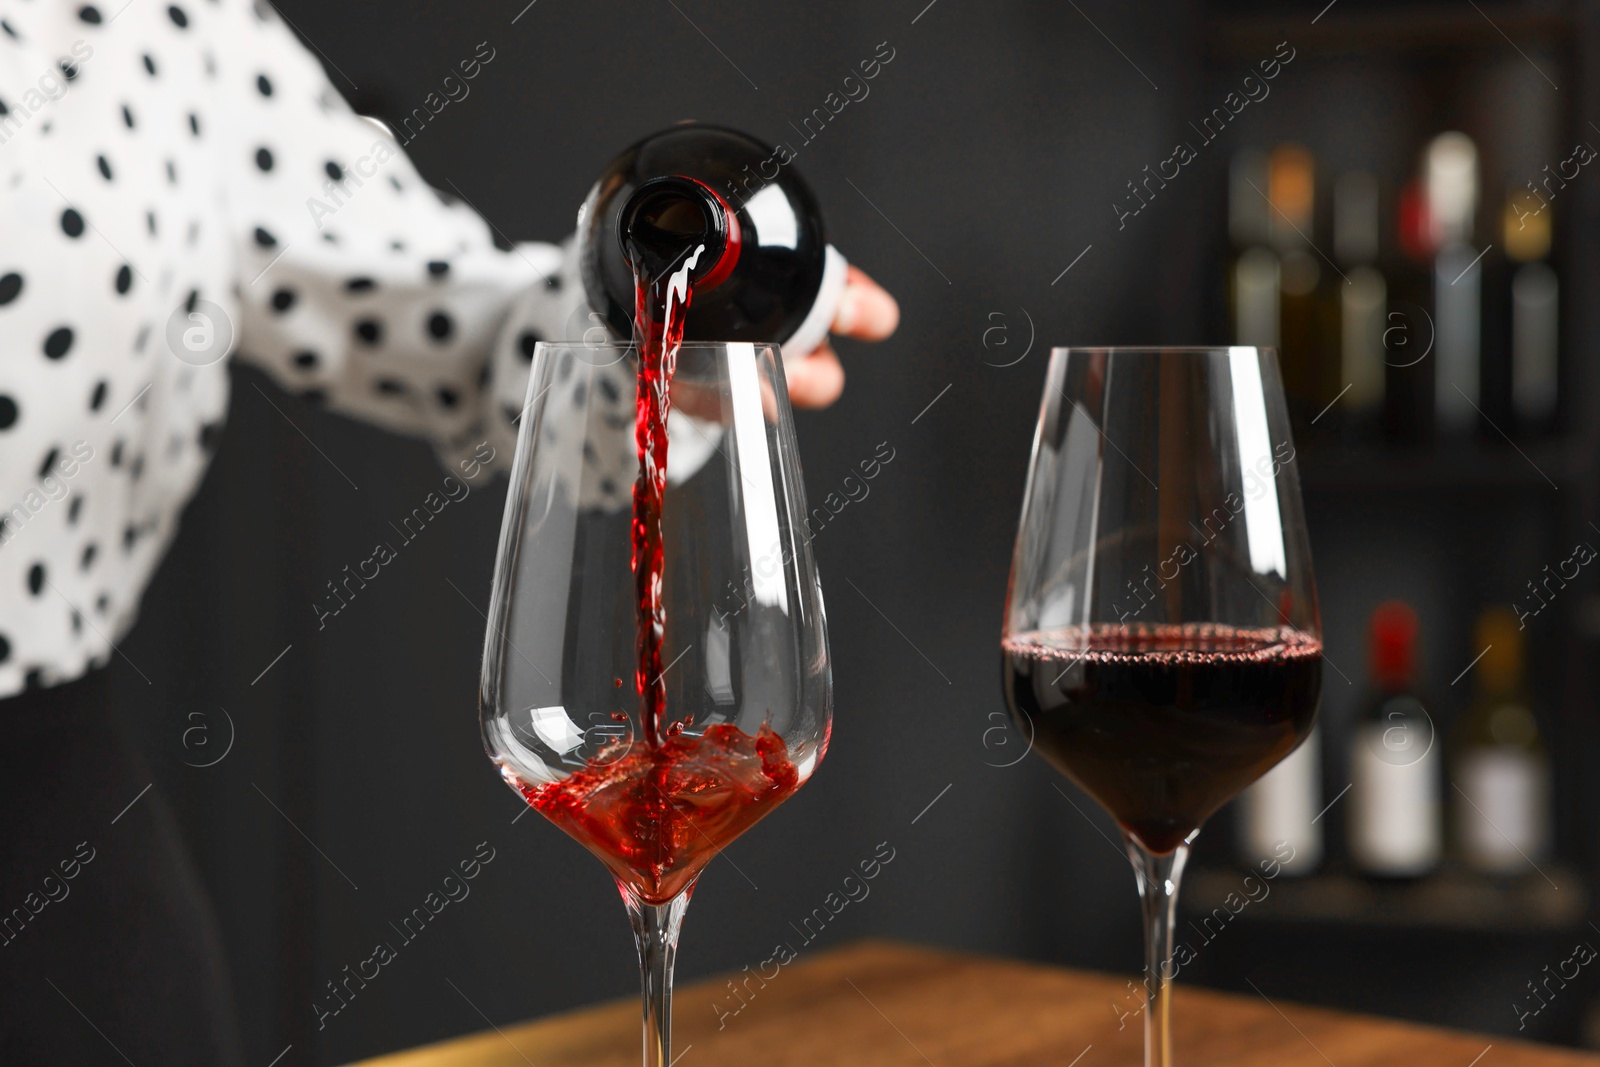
xmin=1270 ymin=144 xmax=1339 ymax=428
xmin=1382 ymin=178 xmax=1436 ymax=446
xmin=1230 ymin=149 xmax=1279 ymax=352
xmin=1223 ymin=130 xmax=1567 ymax=452
xmin=1334 ymin=171 xmax=1385 ymax=435
xmin=1505 ymin=195 xmax=1559 ymax=435
xmin=1427 ymin=133 xmax=1483 ymax=437
xmin=1450 ymin=607 xmax=1551 ymax=875
xmin=1349 ymin=601 xmax=1442 ymax=879
xmin=1233 ymin=147 xmax=1326 ymax=860
xmin=1238 ymin=728 xmax=1323 ymax=876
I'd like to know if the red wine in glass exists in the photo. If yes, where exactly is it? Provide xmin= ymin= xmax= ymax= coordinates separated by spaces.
xmin=1000 ymin=348 xmax=1321 ymax=1067
xmin=1004 ymin=624 xmax=1322 ymax=854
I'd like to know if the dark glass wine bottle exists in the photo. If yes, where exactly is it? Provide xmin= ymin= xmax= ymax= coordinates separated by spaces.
xmin=1348 ymin=600 xmax=1441 ymax=879
xmin=1381 ymin=178 xmax=1435 ymax=446
xmin=578 ymin=123 xmax=848 ymax=355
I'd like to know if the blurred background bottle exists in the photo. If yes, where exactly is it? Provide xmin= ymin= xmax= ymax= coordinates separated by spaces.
xmin=1230 ymin=149 xmax=1279 ymax=354
xmin=1334 ymin=171 xmax=1386 ymax=436
xmin=1505 ymin=195 xmax=1559 ymax=435
xmin=1427 ymin=132 xmax=1483 ymax=438
xmin=1270 ymin=144 xmax=1339 ymax=429
xmin=1238 ymin=729 xmax=1323 ymax=875
xmin=1450 ymin=607 xmax=1551 ymax=875
xmin=1383 ymin=176 xmax=1436 ymax=445
xmin=1349 ymin=601 xmax=1442 ymax=878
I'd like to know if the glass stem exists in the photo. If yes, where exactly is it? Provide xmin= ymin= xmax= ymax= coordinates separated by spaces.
xmin=1125 ymin=836 xmax=1191 ymax=1067
xmin=623 ymin=884 xmax=693 ymax=1067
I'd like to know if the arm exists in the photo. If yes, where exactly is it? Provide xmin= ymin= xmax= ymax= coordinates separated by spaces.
xmin=218 ymin=3 xmax=897 ymax=474
xmin=215 ymin=4 xmax=563 ymax=469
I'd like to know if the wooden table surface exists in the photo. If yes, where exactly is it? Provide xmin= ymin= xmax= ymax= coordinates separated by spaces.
xmin=352 ymin=940 xmax=1599 ymax=1066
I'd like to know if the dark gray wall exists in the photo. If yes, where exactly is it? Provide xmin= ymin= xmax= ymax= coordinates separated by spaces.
xmin=110 ymin=1 xmax=1255 ymax=1063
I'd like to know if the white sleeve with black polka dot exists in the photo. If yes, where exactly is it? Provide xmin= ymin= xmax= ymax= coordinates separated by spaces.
xmin=0 ymin=0 xmax=576 ymax=699
xmin=215 ymin=1 xmax=576 ymax=472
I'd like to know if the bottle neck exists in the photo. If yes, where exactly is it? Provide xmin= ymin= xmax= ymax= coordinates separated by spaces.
xmin=1475 ymin=647 xmax=1524 ymax=703
xmin=1372 ymin=665 xmax=1416 ymax=697
xmin=1476 ymin=671 xmax=1522 ymax=704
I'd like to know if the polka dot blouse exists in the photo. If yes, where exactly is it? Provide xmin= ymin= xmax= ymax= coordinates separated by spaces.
xmin=0 ymin=0 xmax=584 ymax=697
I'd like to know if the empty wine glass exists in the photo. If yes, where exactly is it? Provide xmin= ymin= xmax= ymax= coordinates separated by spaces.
xmin=1001 ymin=347 xmax=1322 ymax=1067
xmin=478 ymin=341 xmax=831 ymax=1067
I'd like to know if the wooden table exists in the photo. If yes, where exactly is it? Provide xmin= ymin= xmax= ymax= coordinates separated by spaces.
xmin=353 ymin=941 xmax=1599 ymax=1066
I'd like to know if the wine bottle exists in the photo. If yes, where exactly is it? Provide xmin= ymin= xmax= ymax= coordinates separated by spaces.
xmin=1270 ymin=145 xmax=1325 ymax=425
xmin=1229 ymin=150 xmax=1279 ymax=351
xmin=1503 ymin=195 xmax=1559 ymax=434
xmin=1238 ymin=728 xmax=1322 ymax=875
xmin=1233 ymin=152 xmax=1324 ymax=864
xmin=1334 ymin=172 xmax=1385 ymax=434
xmin=1451 ymin=607 xmax=1550 ymax=875
xmin=577 ymin=123 xmax=848 ymax=357
xmin=1348 ymin=600 xmax=1442 ymax=878
xmin=1427 ymin=133 xmax=1482 ymax=437
xmin=1382 ymin=177 xmax=1435 ymax=445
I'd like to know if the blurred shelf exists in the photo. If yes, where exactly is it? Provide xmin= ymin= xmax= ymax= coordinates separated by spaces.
xmin=1208 ymin=3 xmax=1574 ymax=59
xmin=1185 ymin=865 xmax=1589 ymax=934
xmin=1297 ymin=440 xmax=1576 ymax=492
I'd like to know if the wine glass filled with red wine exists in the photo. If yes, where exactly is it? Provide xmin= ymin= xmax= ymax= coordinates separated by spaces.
xmin=1001 ymin=347 xmax=1321 ymax=1067
xmin=479 ymin=338 xmax=830 ymax=1067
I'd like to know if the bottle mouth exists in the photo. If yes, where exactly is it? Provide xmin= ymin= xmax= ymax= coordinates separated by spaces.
xmin=618 ymin=175 xmax=742 ymax=290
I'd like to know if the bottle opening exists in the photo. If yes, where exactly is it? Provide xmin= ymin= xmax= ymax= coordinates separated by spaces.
xmin=618 ymin=175 xmax=741 ymax=291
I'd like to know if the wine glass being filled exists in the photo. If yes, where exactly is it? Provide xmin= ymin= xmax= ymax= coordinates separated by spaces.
xmin=478 ymin=334 xmax=831 ymax=1067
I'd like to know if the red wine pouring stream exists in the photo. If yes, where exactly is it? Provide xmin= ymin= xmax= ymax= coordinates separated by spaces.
xmin=621 ymin=175 xmax=741 ymax=747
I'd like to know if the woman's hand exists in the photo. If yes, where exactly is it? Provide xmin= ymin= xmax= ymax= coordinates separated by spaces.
xmin=786 ymin=266 xmax=900 ymax=409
